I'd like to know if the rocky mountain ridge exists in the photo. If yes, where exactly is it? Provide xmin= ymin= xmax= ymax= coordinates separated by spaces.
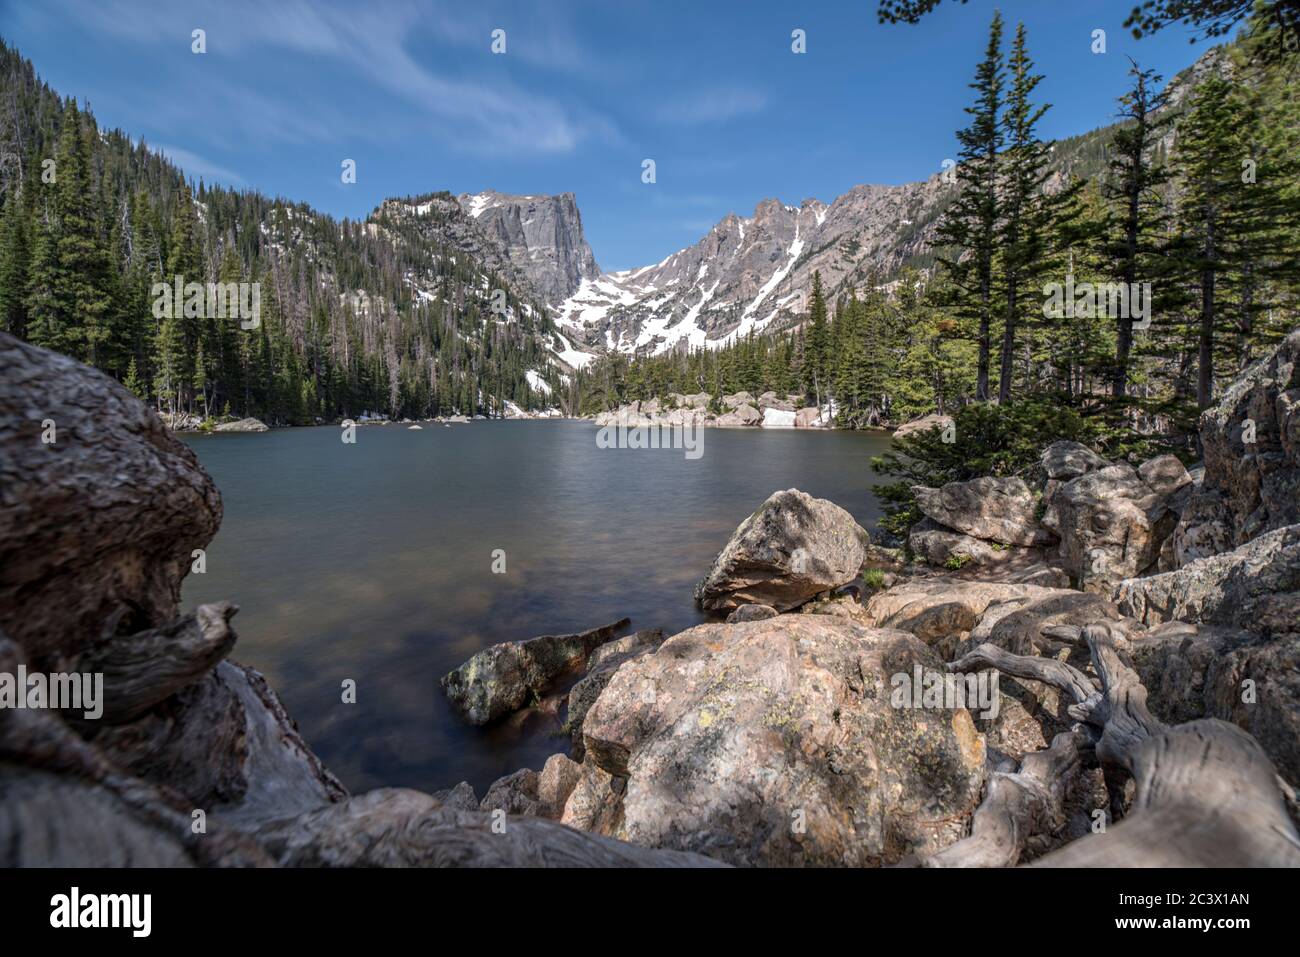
xmin=437 ymin=46 xmax=1231 ymax=367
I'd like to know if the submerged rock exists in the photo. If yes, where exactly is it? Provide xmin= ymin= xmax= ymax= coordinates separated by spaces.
xmin=441 ymin=618 xmax=632 ymax=726
xmin=694 ymin=489 xmax=868 ymax=613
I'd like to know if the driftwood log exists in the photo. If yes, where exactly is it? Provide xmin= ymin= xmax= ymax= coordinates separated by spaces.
xmin=923 ymin=623 xmax=1300 ymax=867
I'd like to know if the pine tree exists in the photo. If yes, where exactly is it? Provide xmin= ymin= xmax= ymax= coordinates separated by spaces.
xmin=1168 ymin=73 xmax=1294 ymax=409
xmin=804 ymin=272 xmax=831 ymax=410
xmin=1102 ymin=60 xmax=1172 ymax=399
xmin=53 ymin=102 xmax=115 ymax=368
xmin=0 ymin=188 xmax=29 ymax=336
xmin=996 ymin=22 xmax=1073 ymax=403
xmin=934 ymin=11 xmax=1004 ymax=401
xmin=165 ymin=186 xmax=205 ymax=411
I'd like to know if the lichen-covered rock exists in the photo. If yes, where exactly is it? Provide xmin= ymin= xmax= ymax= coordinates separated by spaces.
xmin=1113 ymin=523 xmax=1300 ymax=638
xmin=1044 ymin=462 xmax=1182 ymax=592
xmin=568 ymin=616 xmax=987 ymax=866
xmin=441 ymin=618 xmax=631 ymax=725
xmin=726 ymin=603 xmax=779 ymax=623
xmin=1040 ymin=440 xmax=1109 ymax=481
xmin=1171 ymin=487 xmax=1235 ymax=567
xmin=1197 ymin=327 xmax=1300 ymax=545
xmin=912 ymin=476 xmax=1052 ymax=547
xmin=565 ymin=628 xmax=665 ymax=756
xmin=908 ymin=516 xmax=1043 ymax=569
xmin=695 ymin=489 xmax=868 ymax=613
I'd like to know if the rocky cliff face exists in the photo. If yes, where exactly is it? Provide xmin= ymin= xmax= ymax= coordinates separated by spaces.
xmin=457 ymin=190 xmax=600 ymax=306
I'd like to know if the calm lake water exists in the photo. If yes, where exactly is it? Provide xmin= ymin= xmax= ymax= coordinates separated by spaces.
xmin=181 ymin=420 xmax=894 ymax=796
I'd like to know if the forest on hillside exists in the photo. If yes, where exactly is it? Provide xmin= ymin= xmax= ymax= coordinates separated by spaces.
xmin=0 ymin=39 xmax=561 ymax=426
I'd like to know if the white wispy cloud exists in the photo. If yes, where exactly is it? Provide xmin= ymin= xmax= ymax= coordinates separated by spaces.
xmin=152 ymin=143 xmax=245 ymax=185
xmin=656 ymin=86 xmax=767 ymax=125
xmin=37 ymin=0 xmax=615 ymax=155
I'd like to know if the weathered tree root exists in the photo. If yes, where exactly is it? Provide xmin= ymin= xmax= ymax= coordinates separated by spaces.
xmin=923 ymin=623 xmax=1300 ymax=867
xmin=77 ymin=601 xmax=240 ymax=724
xmin=0 ymin=633 xmax=272 ymax=866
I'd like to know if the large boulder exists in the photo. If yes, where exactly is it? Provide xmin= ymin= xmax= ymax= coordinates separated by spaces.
xmin=1040 ymin=440 xmax=1108 ymax=481
xmin=756 ymin=391 xmax=795 ymax=412
xmin=564 ymin=616 xmax=987 ymax=866
xmin=1196 ymin=327 xmax=1300 ymax=546
xmin=565 ymin=628 xmax=666 ymax=756
xmin=907 ymin=516 xmax=1043 ymax=569
xmin=0 ymin=333 xmax=221 ymax=661
xmin=1044 ymin=460 xmax=1187 ymax=591
xmin=714 ymin=403 xmax=762 ymax=427
xmin=213 ymin=417 xmax=268 ymax=432
xmin=721 ymin=391 xmax=756 ymax=410
xmin=1113 ymin=523 xmax=1300 ymax=637
xmin=892 ymin=413 xmax=953 ymax=440
xmin=694 ymin=489 xmax=868 ymax=613
xmin=863 ymin=578 xmax=1072 ymax=651
xmin=794 ymin=406 xmax=823 ymax=428
xmin=441 ymin=618 xmax=631 ymax=726
xmin=912 ymin=476 xmax=1052 ymax=547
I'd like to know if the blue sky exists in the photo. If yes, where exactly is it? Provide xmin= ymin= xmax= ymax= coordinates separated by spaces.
xmin=3 ymin=0 xmax=1211 ymax=271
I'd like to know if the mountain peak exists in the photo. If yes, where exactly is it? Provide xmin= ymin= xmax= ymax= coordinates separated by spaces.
xmin=454 ymin=191 xmax=600 ymax=304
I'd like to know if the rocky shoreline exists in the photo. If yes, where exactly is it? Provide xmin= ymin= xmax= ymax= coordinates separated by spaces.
xmin=2 ymin=327 xmax=1297 ymax=867
xmin=591 ymin=390 xmax=834 ymax=429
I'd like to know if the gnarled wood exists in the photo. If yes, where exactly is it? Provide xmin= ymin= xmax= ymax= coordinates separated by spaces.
xmin=77 ymin=602 xmax=239 ymax=724
xmin=0 ymin=333 xmax=221 ymax=662
xmin=922 ymin=728 xmax=1088 ymax=868
xmin=947 ymin=641 xmax=1097 ymax=705
xmin=930 ymin=623 xmax=1300 ymax=867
